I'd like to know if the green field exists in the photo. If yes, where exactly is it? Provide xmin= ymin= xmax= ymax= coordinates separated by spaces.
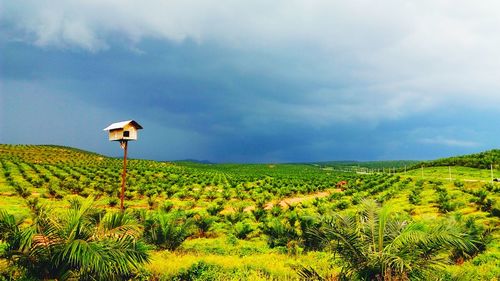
xmin=0 ymin=144 xmax=498 ymax=280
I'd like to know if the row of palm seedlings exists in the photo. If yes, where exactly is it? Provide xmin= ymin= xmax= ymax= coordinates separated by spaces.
xmin=1 ymin=156 xmax=362 ymax=204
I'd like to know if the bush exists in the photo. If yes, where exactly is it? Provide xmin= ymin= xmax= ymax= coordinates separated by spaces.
xmin=300 ymin=215 xmax=323 ymax=251
xmin=143 ymin=211 xmax=193 ymax=250
xmin=207 ymin=203 xmax=224 ymax=216
xmin=160 ymin=201 xmax=174 ymax=213
xmin=225 ymin=209 xmax=246 ymax=224
xmin=193 ymin=214 xmax=215 ymax=237
xmin=0 ymin=198 xmax=150 ymax=280
xmin=233 ymin=220 xmax=254 ymax=239
xmin=172 ymin=261 xmax=223 ymax=281
xmin=13 ymin=183 xmax=31 ymax=198
xmin=437 ymin=192 xmax=456 ymax=213
xmin=336 ymin=200 xmax=350 ymax=210
xmin=79 ymin=190 xmax=91 ymax=198
xmin=60 ymin=177 xmax=83 ymax=194
xmin=435 ymin=186 xmax=456 ymax=213
xmin=261 ymin=218 xmax=299 ymax=248
xmin=351 ymin=194 xmax=361 ymax=205
xmin=124 ymin=191 xmax=134 ymax=200
xmin=310 ymin=200 xmax=476 ymax=280
xmin=31 ymin=178 xmax=44 ymax=188
xmin=252 ymin=207 xmax=266 ymax=222
xmin=147 ymin=196 xmax=157 ymax=210
xmin=451 ymin=217 xmax=493 ymax=263
xmin=409 ymin=188 xmax=422 ymax=205
xmin=483 ymin=182 xmax=496 ymax=192
xmin=108 ymin=198 xmax=118 ymax=207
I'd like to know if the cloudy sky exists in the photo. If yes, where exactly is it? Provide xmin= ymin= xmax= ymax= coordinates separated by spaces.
xmin=1 ymin=1 xmax=500 ymax=162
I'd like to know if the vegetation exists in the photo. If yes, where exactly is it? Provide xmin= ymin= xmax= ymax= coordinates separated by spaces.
xmin=0 ymin=144 xmax=498 ymax=280
xmin=308 ymin=200 xmax=474 ymax=280
xmin=0 ymin=198 xmax=149 ymax=280
xmin=143 ymin=211 xmax=193 ymax=250
xmin=410 ymin=149 xmax=500 ymax=170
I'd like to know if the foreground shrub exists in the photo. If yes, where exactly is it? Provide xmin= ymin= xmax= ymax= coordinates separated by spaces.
xmin=171 ymin=261 xmax=223 ymax=281
xmin=233 ymin=220 xmax=254 ymax=239
xmin=143 ymin=211 xmax=193 ymax=250
xmin=261 ymin=218 xmax=299 ymax=248
xmin=12 ymin=183 xmax=31 ymax=198
xmin=0 ymin=198 xmax=150 ymax=280
xmin=309 ymin=200 xmax=474 ymax=280
xmin=193 ymin=214 xmax=215 ymax=238
xmin=451 ymin=216 xmax=493 ymax=263
xmin=207 ymin=202 xmax=224 ymax=216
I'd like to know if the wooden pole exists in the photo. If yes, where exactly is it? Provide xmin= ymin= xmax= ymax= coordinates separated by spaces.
xmin=491 ymin=164 xmax=494 ymax=183
xmin=120 ymin=141 xmax=128 ymax=211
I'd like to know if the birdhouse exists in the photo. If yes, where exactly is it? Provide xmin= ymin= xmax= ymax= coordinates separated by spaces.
xmin=103 ymin=120 xmax=143 ymax=141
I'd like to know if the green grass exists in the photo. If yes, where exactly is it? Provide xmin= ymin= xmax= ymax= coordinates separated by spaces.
xmin=406 ymin=166 xmax=496 ymax=181
xmin=148 ymin=250 xmax=335 ymax=280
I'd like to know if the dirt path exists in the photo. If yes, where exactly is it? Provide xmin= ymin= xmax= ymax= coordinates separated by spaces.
xmin=242 ymin=188 xmax=341 ymax=212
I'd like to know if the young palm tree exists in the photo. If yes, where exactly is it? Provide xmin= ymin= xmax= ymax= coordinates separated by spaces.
xmin=0 ymin=198 xmax=150 ymax=280
xmin=0 ymin=210 xmax=33 ymax=265
xmin=143 ymin=210 xmax=193 ymax=250
xmin=309 ymin=200 xmax=474 ymax=281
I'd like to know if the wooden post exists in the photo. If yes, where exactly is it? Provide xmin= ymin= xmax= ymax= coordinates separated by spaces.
xmin=120 ymin=141 xmax=128 ymax=211
xmin=491 ymin=164 xmax=494 ymax=183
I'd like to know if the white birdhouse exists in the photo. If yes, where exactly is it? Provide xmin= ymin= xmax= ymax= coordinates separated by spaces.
xmin=103 ymin=120 xmax=143 ymax=141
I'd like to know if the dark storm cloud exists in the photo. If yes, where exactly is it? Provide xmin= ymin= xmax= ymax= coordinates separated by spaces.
xmin=2 ymin=1 xmax=500 ymax=162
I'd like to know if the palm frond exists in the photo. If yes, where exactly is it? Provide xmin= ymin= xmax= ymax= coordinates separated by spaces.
xmin=98 ymin=211 xmax=142 ymax=239
xmin=295 ymin=265 xmax=325 ymax=281
xmin=0 ymin=199 xmax=150 ymax=280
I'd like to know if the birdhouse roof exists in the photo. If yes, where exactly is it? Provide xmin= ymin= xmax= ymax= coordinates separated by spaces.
xmin=103 ymin=120 xmax=143 ymax=131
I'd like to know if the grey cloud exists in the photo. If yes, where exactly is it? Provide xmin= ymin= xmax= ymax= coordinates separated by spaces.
xmin=419 ymin=137 xmax=479 ymax=148
xmin=5 ymin=1 xmax=500 ymax=110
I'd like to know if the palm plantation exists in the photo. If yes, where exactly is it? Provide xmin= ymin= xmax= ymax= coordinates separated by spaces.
xmin=0 ymin=145 xmax=497 ymax=280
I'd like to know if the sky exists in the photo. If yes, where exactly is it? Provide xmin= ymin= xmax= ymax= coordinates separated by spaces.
xmin=1 ymin=1 xmax=500 ymax=163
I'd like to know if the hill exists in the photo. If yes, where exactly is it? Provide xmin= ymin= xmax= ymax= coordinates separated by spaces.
xmin=0 ymin=144 xmax=108 ymax=165
xmin=411 ymin=149 xmax=500 ymax=170
xmin=172 ymin=159 xmax=215 ymax=164
xmin=310 ymin=160 xmax=419 ymax=170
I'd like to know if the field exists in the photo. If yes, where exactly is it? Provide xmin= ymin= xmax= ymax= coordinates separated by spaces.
xmin=0 ymin=144 xmax=498 ymax=280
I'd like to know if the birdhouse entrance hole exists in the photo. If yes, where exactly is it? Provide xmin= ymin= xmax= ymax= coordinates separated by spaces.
xmin=123 ymin=131 xmax=130 ymax=137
